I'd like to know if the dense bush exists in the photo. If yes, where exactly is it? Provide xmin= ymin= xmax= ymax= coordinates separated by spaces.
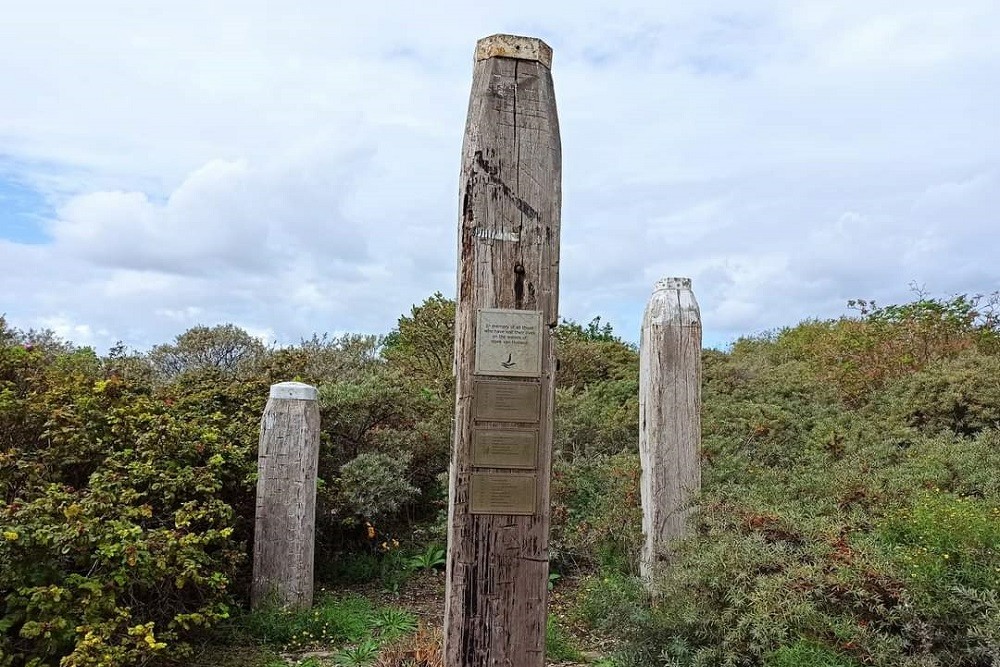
xmin=0 ymin=328 xmax=248 ymax=666
xmin=5 ymin=289 xmax=1000 ymax=666
xmin=588 ymin=293 xmax=1000 ymax=667
xmin=550 ymin=452 xmax=642 ymax=571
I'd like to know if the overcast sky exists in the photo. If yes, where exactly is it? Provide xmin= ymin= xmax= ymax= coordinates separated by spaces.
xmin=1 ymin=1 xmax=997 ymax=351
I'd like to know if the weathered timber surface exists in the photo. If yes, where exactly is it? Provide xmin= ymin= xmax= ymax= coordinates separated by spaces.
xmin=444 ymin=34 xmax=561 ymax=667
xmin=252 ymin=382 xmax=320 ymax=609
xmin=639 ymin=278 xmax=702 ymax=582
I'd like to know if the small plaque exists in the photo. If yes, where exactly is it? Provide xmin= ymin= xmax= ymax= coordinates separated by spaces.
xmin=470 ymin=473 xmax=537 ymax=515
xmin=475 ymin=309 xmax=543 ymax=378
xmin=472 ymin=428 xmax=539 ymax=469
xmin=473 ymin=381 xmax=541 ymax=422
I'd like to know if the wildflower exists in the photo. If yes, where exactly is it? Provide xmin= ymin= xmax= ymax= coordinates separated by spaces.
xmin=3 ymin=531 xmax=18 ymax=541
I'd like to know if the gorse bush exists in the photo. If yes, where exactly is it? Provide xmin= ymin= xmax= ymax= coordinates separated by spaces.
xmin=550 ymin=453 xmax=643 ymax=571
xmin=590 ymin=292 xmax=1000 ymax=667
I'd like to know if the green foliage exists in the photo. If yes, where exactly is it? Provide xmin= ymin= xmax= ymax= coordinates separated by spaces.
xmin=334 ymin=638 xmax=382 ymax=666
xmin=381 ymin=292 xmax=455 ymax=398
xmin=879 ymin=490 xmax=1000 ymax=593
xmin=551 ymin=453 xmax=643 ymax=571
xmin=555 ymin=380 xmax=638 ymax=460
xmin=758 ymin=291 xmax=1000 ymax=404
xmin=320 ymin=549 xmax=411 ymax=593
xmin=406 ymin=545 xmax=445 ymax=573
xmin=318 ymin=367 xmax=450 ymax=510
xmin=370 ymin=609 xmax=417 ymax=641
xmin=232 ymin=596 xmax=415 ymax=667
xmin=545 ymin=615 xmax=583 ymax=662
xmin=337 ymin=452 xmax=419 ymax=521
xmin=7 ymin=289 xmax=1000 ymax=666
xmin=574 ymin=571 xmax=647 ymax=636
xmin=148 ymin=324 xmax=268 ymax=381
xmin=765 ymin=641 xmax=858 ymax=667
xmin=581 ymin=291 xmax=1000 ymax=667
xmin=881 ymin=351 xmax=1000 ymax=436
xmin=0 ymin=339 xmax=247 ymax=665
xmin=296 ymin=333 xmax=382 ymax=385
xmin=237 ymin=594 xmax=381 ymax=649
xmin=554 ymin=317 xmax=637 ymax=392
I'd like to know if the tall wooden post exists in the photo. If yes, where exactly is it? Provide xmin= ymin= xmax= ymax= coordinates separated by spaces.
xmin=252 ymin=381 xmax=320 ymax=609
xmin=639 ymin=278 xmax=702 ymax=582
xmin=444 ymin=34 xmax=561 ymax=667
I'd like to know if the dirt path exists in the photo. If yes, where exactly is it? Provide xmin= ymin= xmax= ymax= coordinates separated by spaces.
xmin=365 ymin=571 xmax=610 ymax=666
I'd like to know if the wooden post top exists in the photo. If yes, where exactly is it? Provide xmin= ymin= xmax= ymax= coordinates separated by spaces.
xmin=475 ymin=34 xmax=552 ymax=68
xmin=269 ymin=381 xmax=318 ymax=400
xmin=654 ymin=277 xmax=692 ymax=291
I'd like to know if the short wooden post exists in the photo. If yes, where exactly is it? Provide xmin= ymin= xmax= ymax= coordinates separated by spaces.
xmin=252 ymin=381 xmax=320 ymax=609
xmin=444 ymin=34 xmax=561 ymax=667
xmin=639 ymin=278 xmax=702 ymax=581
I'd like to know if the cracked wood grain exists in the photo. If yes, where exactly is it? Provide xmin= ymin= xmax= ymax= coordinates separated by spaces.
xmin=445 ymin=34 xmax=561 ymax=667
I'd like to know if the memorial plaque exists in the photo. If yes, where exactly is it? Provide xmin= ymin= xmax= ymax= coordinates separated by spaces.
xmin=472 ymin=428 xmax=539 ymax=469
xmin=470 ymin=473 xmax=537 ymax=515
xmin=475 ymin=309 xmax=543 ymax=378
xmin=473 ymin=380 xmax=541 ymax=422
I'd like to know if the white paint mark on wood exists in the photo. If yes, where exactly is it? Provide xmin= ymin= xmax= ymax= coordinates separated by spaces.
xmin=473 ymin=227 xmax=521 ymax=242
xmin=639 ymin=277 xmax=702 ymax=582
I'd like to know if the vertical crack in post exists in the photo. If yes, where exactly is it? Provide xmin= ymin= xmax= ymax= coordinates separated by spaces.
xmin=513 ymin=59 xmax=526 ymax=290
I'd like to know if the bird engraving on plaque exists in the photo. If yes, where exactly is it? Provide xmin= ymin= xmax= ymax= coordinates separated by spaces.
xmin=474 ymin=309 xmax=543 ymax=378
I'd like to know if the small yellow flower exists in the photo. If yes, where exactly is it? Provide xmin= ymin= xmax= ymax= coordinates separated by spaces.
xmin=3 ymin=531 xmax=18 ymax=542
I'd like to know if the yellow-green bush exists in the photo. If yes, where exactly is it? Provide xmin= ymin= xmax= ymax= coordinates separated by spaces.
xmin=1 ymin=333 xmax=249 ymax=666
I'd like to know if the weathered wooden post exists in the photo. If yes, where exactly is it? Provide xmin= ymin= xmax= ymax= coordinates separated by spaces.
xmin=444 ymin=34 xmax=561 ymax=667
xmin=252 ymin=381 xmax=320 ymax=609
xmin=639 ymin=277 xmax=702 ymax=582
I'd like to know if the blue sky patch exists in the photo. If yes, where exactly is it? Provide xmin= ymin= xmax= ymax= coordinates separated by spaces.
xmin=0 ymin=171 xmax=51 ymax=244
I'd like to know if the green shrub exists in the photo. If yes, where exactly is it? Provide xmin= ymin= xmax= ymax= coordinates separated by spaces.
xmin=880 ymin=491 xmax=1000 ymax=591
xmin=880 ymin=352 xmax=1000 ymax=436
xmin=554 ymin=380 xmax=639 ymax=460
xmin=765 ymin=640 xmax=858 ymax=667
xmin=550 ymin=453 xmax=643 ymax=571
xmin=546 ymin=615 xmax=583 ymax=662
xmin=337 ymin=452 xmax=419 ymax=521
xmin=0 ymin=332 xmax=257 ymax=666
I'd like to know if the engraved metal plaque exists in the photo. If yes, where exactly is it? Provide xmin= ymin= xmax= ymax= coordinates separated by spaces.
xmin=470 ymin=473 xmax=537 ymax=515
xmin=473 ymin=380 xmax=541 ymax=422
xmin=472 ymin=428 xmax=539 ymax=469
xmin=474 ymin=309 xmax=543 ymax=378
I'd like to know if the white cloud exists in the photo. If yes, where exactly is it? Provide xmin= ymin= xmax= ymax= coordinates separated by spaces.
xmin=0 ymin=0 xmax=997 ymax=352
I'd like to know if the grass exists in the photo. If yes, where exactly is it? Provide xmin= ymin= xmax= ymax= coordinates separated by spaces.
xmin=192 ymin=593 xmax=418 ymax=666
xmin=546 ymin=615 xmax=584 ymax=663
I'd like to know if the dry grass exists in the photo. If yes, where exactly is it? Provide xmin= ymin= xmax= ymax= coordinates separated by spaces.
xmin=374 ymin=624 xmax=443 ymax=667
